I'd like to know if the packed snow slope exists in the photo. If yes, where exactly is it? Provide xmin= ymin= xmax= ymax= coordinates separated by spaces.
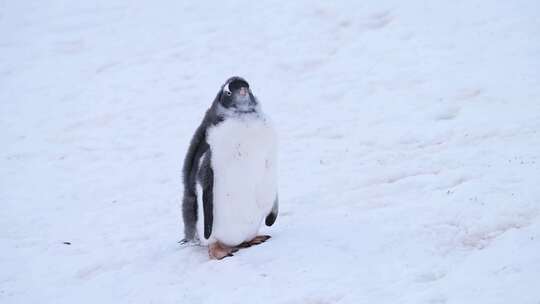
xmin=1 ymin=1 xmax=539 ymax=303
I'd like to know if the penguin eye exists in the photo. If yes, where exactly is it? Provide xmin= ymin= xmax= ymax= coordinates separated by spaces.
xmin=223 ymin=83 xmax=232 ymax=96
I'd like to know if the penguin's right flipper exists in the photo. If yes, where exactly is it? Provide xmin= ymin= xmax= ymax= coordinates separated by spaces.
xmin=199 ymin=154 xmax=214 ymax=239
xmin=265 ymin=197 xmax=279 ymax=226
xmin=181 ymin=121 xmax=210 ymax=241
xmin=202 ymin=171 xmax=214 ymax=239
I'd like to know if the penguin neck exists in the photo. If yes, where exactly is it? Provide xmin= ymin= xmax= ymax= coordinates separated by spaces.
xmin=215 ymin=103 xmax=262 ymax=120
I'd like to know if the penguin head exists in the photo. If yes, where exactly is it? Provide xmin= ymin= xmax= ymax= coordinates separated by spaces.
xmin=218 ymin=76 xmax=258 ymax=114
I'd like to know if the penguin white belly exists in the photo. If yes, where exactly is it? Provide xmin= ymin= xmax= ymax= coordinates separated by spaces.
xmin=204 ymin=115 xmax=277 ymax=246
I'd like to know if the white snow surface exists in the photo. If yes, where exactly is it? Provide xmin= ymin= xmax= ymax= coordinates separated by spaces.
xmin=1 ymin=1 xmax=539 ymax=303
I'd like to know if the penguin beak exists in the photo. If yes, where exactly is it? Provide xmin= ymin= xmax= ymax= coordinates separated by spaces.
xmin=239 ymin=87 xmax=248 ymax=96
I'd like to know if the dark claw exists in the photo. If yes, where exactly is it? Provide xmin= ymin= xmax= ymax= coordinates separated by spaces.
xmin=178 ymin=239 xmax=189 ymax=245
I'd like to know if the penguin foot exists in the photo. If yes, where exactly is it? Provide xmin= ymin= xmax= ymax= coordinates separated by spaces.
xmin=178 ymin=238 xmax=191 ymax=246
xmin=208 ymin=242 xmax=238 ymax=260
xmin=178 ymin=238 xmax=201 ymax=247
xmin=236 ymin=235 xmax=271 ymax=248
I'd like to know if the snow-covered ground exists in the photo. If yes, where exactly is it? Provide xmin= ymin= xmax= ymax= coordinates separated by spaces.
xmin=1 ymin=1 xmax=540 ymax=303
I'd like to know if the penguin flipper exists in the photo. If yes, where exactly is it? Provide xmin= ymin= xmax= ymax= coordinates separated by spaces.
xmin=181 ymin=121 xmax=210 ymax=241
xmin=200 ymin=154 xmax=214 ymax=239
xmin=265 ymin=196 xmax=279 ymax=226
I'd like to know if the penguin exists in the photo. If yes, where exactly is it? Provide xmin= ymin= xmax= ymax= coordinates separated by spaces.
xmin=180 ymin=76 xmax=278 ymax=259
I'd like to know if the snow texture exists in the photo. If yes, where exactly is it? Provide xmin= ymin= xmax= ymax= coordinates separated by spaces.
xmin=1 ymin=1 xmax=539 ymax=303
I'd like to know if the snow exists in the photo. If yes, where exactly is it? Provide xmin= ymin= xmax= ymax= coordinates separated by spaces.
xmin=1 ymin=0 xmax=539 ymax=303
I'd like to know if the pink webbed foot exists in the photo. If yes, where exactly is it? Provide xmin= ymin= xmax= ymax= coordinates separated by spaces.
xmin=208 ymin=242 xmax=239 ymax=260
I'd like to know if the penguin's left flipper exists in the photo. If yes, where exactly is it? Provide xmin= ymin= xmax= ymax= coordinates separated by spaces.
xmin=265 ymin=197 xmax=279 ymax=226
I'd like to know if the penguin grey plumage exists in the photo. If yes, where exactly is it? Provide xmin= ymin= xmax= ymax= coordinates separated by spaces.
xmin=180 ymin=76 xmax=278 ymax=259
